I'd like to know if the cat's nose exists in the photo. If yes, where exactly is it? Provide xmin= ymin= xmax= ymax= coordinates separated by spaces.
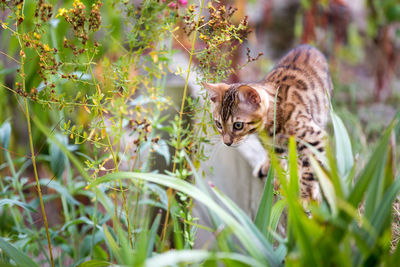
xmin=224 ymin=141 xmax=233 ymax=146
xmin=223 ymin=135 xmax=232 ymax=146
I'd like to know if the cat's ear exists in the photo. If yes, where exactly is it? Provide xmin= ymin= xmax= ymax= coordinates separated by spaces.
xmin=202 ymin=82 xmax=229 ymax=103
xmin=238 ymin=85 xmax=261 ymax=106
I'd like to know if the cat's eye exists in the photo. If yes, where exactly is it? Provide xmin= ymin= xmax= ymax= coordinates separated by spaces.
xmin=215 ymin=120 xmax=222 ymax=129
xmin=233 ymin=122 xmax=244 ymax=130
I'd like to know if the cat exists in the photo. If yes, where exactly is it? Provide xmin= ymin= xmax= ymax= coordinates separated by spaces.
xmin=203 ymin=44 xmax=333 ymax=202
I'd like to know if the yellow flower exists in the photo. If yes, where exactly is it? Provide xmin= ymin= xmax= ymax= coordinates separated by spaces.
xmin=73 ymin=0 xmax=85 ymax=9
xmin=33 ymin=32 xmax=41 ymax=39
xmin=43 ymin=44 xmax=50 ymax=52
xmin=56 ymin=8 xmax=68 ymax=18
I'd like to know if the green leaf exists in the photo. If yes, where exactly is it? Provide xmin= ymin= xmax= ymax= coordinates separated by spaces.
xmin=310 ymin=155 xmax=337 ymax=216
xmin=0 ymin=67 xmax=18 ymax=76
xmin=48 ymin=133 xmax=68 ymax=178
xmin=77 ymin=260 xmax=112 ymax=267
xmin=254 ymin=167 xmax=274 ymax=238
xmin=103 ymin=225 xmax=123 ymax=263
xmin=39 ymin=178 xmax=80 ymax=206
xmin=154 ymin=139 xmax=170 ymax=165
xmin=147 ymin=213 xmax=161 ymax=257
xmin=0 ymin=199 xmax=37 ymax=213
xmin=268 ymin=199 xmax=286 ymax=244
xmin=0 ymin=120 xmax=11 ymax=153
xmin=0 ymin=237 xmax=40 ymax=267
xmin=331 ymin=110 xmax=354 ymax=178
xmin=288 ymin=137 xmax=299 ymax=197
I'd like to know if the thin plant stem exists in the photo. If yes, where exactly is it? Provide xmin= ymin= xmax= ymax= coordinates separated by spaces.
xmin=15 ymin=4 xmax=55 ymax=265
xmin=273 ymin=86 xmax=280 ymax=147
xmin=160 ymin=0 xmax=205 ymax=247
xmin=87 ymin=52 xmax=133 ymax=248
xmin=24 ymin=98 xmax=55 ymax=267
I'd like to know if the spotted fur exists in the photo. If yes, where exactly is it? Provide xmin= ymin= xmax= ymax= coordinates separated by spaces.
xmin=203 ymin=44 xmax=332 ymax=202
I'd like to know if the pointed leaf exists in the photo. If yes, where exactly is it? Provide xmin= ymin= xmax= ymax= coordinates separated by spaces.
xmin=0 ymin=237 xmax=40 ymax=267
xmin=331 ymin=110 xmax=354 ymax=177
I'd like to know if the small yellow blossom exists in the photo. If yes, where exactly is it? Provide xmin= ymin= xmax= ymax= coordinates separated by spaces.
xmin=56 ymin=8 xmax=68 ymax=18
xmin=73 ymin=0 xmax=85 ymax=9
xmin=33 ymin=32 xmax=41 ymax=39
xmin=43 ymin=44 xmax=51 ymax=52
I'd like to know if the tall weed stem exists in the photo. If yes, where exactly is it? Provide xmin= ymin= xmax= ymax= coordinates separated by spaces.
xmin=160 ymin=0 xmax=206 ymax=247
xmin=16 ymin=5 xmax=54 ymax=265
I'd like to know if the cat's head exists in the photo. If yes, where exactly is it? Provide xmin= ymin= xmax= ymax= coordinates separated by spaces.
xmin=203 ymin=82 xmax=269 ymax=146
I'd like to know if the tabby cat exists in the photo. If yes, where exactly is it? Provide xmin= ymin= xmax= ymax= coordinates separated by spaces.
xmin=203 ymin=44 xmax=332 ymax=201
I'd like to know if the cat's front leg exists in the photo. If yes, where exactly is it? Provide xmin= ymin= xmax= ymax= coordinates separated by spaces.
xmin=254 ymin=159 xmax=270 ymax=178
xmin=236 ymin=134 xmax=269 ymax=178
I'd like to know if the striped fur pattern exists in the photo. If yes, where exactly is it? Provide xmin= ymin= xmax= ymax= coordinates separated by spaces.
xmin=203 ymin=44 xmax=333 ymax=202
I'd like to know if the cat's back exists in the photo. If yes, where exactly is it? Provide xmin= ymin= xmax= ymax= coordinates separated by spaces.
xmin=265 ymin=45 xmax=332 ymax=95
xmin=264 ymin=45 xmax=333 ymax=127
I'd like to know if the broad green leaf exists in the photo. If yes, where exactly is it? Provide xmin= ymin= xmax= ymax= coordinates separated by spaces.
xmin=0 ymin=199 xmax=37 ymax=213
xmin=331 ymin=110 xmax=354 ymax=178
xmin=0 ymin=237 xmax=40 ymax=267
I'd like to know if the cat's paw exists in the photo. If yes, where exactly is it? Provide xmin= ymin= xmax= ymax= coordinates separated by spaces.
xmin=253 ymin=160 xmax=270 ymax=179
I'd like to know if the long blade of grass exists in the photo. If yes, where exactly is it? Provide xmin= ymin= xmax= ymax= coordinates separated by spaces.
xmin=288 ymin=137 xmax=299 ymax=197
xmin=147 ymin=213 xmax=162 ymax=257
xmin=87 ymin=172 xmax=278 ymax=266
xmin=0 ymin=237 xmax=40 ymax=267
xmin=77 ymin=260 xmax=111 ymax=267
xmin=310 ymin=155 xmax=337 ymax=216
xmin=254 ymin=167 xmax=275 ymax=237
xmin=268 ymin=199 xmax=286 ymax=243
